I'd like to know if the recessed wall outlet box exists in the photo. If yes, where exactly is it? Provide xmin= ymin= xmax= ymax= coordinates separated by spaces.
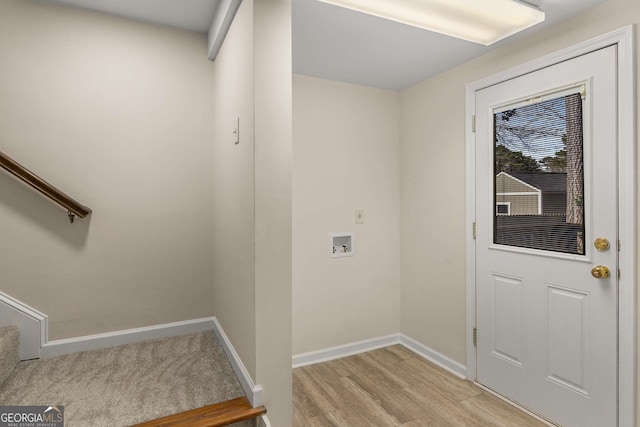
xmin=330 ymin=232 xmax=353 ymax=258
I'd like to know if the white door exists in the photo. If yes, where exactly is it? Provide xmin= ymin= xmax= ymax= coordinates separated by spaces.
xmin=475 ymin=46 xmax=618 ymax=427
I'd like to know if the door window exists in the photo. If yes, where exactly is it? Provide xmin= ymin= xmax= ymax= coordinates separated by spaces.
xmin=493 ymin=92 xmax=585 ymax=255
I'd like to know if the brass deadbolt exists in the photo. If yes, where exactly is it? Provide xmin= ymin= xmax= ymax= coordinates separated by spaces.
xmin=594 ymin=238 xmax=610 ymax=251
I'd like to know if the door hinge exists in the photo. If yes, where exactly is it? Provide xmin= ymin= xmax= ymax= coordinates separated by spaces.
xmin=471 ymin=115 xmax=476 ymax=133
xmin=472 ymin=222 xmax=476 ymax=240
xmin=618 ymin=240 xmax=621 ymax=251
xmin=473 ymin=327 xmax=477 ymax=346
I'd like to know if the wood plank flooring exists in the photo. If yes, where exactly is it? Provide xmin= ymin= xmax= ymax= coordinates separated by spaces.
xmin=293 ymin=345 xmax=547 ymax=427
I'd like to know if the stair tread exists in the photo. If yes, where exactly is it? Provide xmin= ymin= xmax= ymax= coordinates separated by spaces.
xmin=132 ymin=396 xmax=266 ymax=427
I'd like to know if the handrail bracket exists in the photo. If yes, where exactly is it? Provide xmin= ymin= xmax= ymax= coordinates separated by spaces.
xmin=0 ymin=150 xmax=92 ymax=223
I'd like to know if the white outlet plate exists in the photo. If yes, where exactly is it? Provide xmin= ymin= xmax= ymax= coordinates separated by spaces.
xmin=355 ymin=209 xmax=364 ymax=224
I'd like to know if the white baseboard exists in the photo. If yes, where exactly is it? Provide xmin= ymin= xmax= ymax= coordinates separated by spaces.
xmin=257 ymin=415 xmax=271 ymax=427
xmin=0 ymin=291 xmax=47 ymax=361
xmin=40 ymin=318 xmax=216 ymax=358
xmin=211 ymin=317 xmax=264 ymax=407
xmin=292 ymin=333 xmax=467 ymax=380
xmin=292 ymin=334 xmax=401 ymax=368
xmin=399 ymin=334 xmax=467 ymax=379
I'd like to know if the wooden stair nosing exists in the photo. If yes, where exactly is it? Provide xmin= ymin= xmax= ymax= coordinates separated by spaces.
xmin=132 ymin=396 xmax=266 ymax=427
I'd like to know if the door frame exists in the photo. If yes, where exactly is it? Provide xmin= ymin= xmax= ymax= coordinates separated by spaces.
xmin=465 ymin=26 xmax=636 ymax=426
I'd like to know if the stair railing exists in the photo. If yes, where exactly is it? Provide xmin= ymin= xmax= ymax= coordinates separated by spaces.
xmin=0 ymin=150 xmax=92 ymax=223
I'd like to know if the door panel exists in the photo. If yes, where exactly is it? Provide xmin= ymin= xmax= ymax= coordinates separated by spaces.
xmin=547 ymin=285 xmax=589 ymax=394
xmin=492 ymin=275 xmax=523 ymax=366
xmin=475 ymin=46 xmax=617 ymax=427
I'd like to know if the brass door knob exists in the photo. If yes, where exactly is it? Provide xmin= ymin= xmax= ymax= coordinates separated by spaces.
xmin=591 ymin=265 xmax=611 ymax=279
xmin=594 ymin=238 xmax=610 ymax=251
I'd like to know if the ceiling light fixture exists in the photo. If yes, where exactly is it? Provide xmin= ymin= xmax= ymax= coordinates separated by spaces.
xmin=316 ymin=0 xmax=545 ymax=45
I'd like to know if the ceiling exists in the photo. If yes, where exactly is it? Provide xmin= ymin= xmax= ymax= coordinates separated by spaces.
xmin=293 ymin=0 xmax=605 ymax=90
xmin=47 ymin=0 xmax=220 ymax=33
xmin=47 ymin=0 xmax=606 ymax=91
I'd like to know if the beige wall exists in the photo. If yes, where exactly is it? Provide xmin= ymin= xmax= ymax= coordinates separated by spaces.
xmin=496 ymin=173 xmax=538 ymax=193
xmin=293 ymin=74 xmax=401 ymax=354
xmin=400 ymin=0 xmax=638 ymax=420
xmin=0 ymin=0 xmax=216 ymax=339
xmin=210 ymin=0 xmax=256 ymax=378
xmin=496 ymin=195 xmax=539 ymax=216
xmin=253 ymin=0 xmax=293 ymax=425
xmin=0 ymin=1 xmax=293 ymax=421
xmin=211 ymin=0 xmax=293 ymax=424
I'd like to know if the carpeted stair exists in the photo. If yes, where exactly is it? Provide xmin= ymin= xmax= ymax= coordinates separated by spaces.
xmin=0 ymin=330 xmax=264 ymax=426
xmin=0 ymin=325 xmax=19 ymax=387
xmin=133 ymin=397 xmax=265 ymax=426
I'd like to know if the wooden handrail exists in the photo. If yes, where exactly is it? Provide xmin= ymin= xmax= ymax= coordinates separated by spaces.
xmin=0 ymin=150 xmax=92 ymax=223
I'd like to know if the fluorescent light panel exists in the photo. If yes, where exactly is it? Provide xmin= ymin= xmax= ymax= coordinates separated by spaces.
xmin=317 ymin=0 xmax=545 ymax=45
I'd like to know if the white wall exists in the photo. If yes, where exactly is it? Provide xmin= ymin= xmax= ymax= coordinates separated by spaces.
xmin=254 ymin=2 xmax=293 ymax=425
xmin=211 ymin=1 xmax=293 ymax=424
xmin=1 ymin=0 xmax=293 ymax=421
xmin=211 ymin=0 xmax=256 ymax=382
xmin=399 ymin=0 xmax=639 ymax=415
xmin=400 ymin=74 xmax=467 ymax=363
xmin=0 ymin=0 xmax=216 ymax=340
xmin=293 ymin=74 xmax=401 ymax=355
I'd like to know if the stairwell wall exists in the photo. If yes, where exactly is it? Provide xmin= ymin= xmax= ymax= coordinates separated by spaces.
xmin=211 ymin=1 xmax=293 ymax=424
xmin=0 ymin=0 xmax=217 ymax=340
xmin=210 ymin=0 xmax=257 ymax=385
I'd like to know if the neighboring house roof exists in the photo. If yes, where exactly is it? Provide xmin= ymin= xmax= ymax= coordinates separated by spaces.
xmin=496 ymin=171 xmax=540 ymax=193
xmin=507 ymin=172 xmax=567 ymax=193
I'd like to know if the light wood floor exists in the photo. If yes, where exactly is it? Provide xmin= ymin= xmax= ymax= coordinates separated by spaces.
xmin=293 ymin=345 xmax=547 ymax=427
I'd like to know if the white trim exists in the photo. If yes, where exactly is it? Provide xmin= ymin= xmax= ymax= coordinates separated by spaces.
xmin=41 ymin=318 xmax=216 ymax=358
xmin=496 ymin=192 xmax=539 ymax=196
xmin=292 ymin=334 xmax=400 ymax=368
xmin=291 ymin=333 xmax=467 ymax=380
xmin=496 ymin=201 xmax=511 ymax=216
xmin=0 ymin=291 xmax=47 ymax=361
xmin=538 ymin=191 xmax=542 ymax=215
xmin=465 ymin=78 xmax=478 ymax=382
xmin=207 ymin=0 xmax=242 ymax=61
xmin=493 ymin=82 xmax=587 ymax=114
xmin=212 ymin=317 xmax=264 ymax=407
xmin=465 ymin=25 xmax=636 ymax=427
xmin=614 ymin=24 xmax=636 ymax=427
xmin=257 ymin=415 xmax=272 ymax=427
xmin=399 ymin=334 xmax=467 ymax=379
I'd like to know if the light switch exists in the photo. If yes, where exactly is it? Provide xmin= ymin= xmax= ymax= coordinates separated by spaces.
xmin=355 ymin=209 xmax=364 ymax=224
xmin=233 ymin=117 xmax=240 ymax=145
